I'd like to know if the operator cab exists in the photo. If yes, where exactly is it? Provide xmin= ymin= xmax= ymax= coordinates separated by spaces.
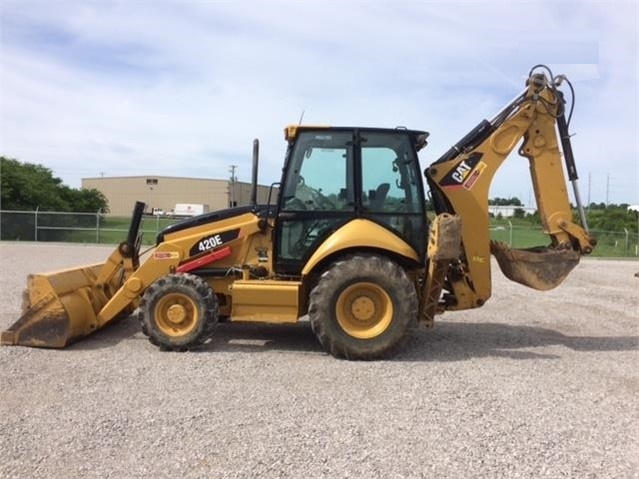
xmin=274 ymin=126 xmax=429 ymax=275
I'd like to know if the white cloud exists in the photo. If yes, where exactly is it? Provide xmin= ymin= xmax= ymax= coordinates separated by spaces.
xmin=1 ymin=0 xmax=637 ymax=205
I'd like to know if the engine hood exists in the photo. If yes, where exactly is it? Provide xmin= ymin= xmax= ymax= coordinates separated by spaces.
xmin=156 ymin=205 xmax=269 ymax=244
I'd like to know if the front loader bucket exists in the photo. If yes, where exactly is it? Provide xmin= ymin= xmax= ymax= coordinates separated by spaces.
xmin=1 ymin=263 xmax=110 ymax=348
xmin=2 ymin=202 xmax=146 ymax=348
xmin=490 ymin=241 xmax=580 ymax=291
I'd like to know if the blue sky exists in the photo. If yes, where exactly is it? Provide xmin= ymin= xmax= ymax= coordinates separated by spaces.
xmin=1 ymin=0 xmax=637 ymax=206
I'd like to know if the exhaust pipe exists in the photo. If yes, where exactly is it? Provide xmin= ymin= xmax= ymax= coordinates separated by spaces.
xmin=251 ymin=139 xmax=259 ymax=208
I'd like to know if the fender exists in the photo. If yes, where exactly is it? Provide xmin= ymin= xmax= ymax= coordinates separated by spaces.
xmin=301 ymin=219 xmax=419 ymax=276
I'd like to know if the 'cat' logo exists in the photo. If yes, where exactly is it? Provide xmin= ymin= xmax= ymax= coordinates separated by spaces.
xmin=439 ymin=153 xmax=483 ymax=189
xmin=451 ymin=160 xmax=473 ymax=183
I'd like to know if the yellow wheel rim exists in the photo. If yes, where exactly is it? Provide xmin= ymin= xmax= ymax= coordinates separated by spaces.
xmin=335 ymin=282 xmax=393 ymax=339
xmin=155 ymin=293 xmax=199 ymax=337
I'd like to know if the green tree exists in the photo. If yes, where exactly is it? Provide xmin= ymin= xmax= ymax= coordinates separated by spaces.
xmin=583 ymin=207 xmax=638 ymax=232
xmin=1 ymin=156 xmax=108 ymax=212
xmin=525 ymin=210 xmax=540 ymax=224
xmin=513 ymin=207 xmax=525 ymax=219
xmin=587 ymin=202 xmax=607 ymax=210
xmin=60 ymin=186 xmax=109 ymax=213
xmin=1 ymin=157 xmax=70 ymax=210
xmin=489 ymin=196 xmax=522 ymax=206
xmin=1 ymin=157 xmax=109 ymax=241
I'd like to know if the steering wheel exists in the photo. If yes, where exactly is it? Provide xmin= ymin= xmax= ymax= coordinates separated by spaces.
xmin=285 ymin=196 xmax=307 ymax=211
xmin=314 ymin=190 xmax=335 ymax=210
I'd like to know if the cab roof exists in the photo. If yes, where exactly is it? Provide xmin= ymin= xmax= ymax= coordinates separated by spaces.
xmin=283 ymin=125 xmax=429 ymax=150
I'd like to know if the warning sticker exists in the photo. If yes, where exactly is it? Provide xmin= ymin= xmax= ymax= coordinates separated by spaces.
xmin=463 ymin=161 xmax=487 ymax=190
xmin=154 ymin=251 xmax=180 ymax=260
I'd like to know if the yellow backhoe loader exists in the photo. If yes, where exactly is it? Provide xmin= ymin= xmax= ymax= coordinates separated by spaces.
xmin=2 ymin=65 xmax=596 ymax=359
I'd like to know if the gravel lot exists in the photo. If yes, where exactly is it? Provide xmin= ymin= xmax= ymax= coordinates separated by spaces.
xmin=0 ymin=242 xmax=637 ymax=479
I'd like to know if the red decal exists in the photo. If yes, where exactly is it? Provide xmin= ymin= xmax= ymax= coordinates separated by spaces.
xmin=177 ymin=246 xmax=232 ymax=273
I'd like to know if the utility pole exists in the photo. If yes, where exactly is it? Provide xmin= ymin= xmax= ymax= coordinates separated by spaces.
xmin=586 ymin=171 xmax=592 ymax=214
xmin=229 ymin=165 xmax=237 ymax=207
xmin=606 ymin=173 xmax=610 ymax=207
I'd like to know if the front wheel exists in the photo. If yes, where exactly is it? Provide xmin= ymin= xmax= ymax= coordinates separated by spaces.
xmin=309 ymin=254 xmax=418 ymax=360
xmin=138 ymin=273 xmax=218 ymax=351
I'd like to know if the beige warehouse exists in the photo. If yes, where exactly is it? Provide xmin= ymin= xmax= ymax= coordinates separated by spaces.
xmin=82 ymin=176 xmax=274 ymax=216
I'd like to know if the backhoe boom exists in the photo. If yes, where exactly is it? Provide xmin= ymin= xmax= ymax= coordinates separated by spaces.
xmin=425 ymin=68 xmax=595 ymax=309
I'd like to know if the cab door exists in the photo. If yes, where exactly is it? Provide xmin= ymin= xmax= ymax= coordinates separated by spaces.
xmin=274 ymin=130 xmax=356 ymax=275
xmin=359 ymin=131 xmax=427 ymax=261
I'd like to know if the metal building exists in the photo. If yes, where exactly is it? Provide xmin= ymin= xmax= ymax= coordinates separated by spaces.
xmin=82 ymin=175 xmax=275 ymax=216
xmin=487 ymin=205 xmax=536 ymax=217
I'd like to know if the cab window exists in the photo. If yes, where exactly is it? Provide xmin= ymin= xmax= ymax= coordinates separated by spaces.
xmin=282 ymin=132 xmax=355 ymax=212
xmin=361 ymin=132 xmax=422 ymax=214
xmin=360 ymin=132 xmax=425 ymax=252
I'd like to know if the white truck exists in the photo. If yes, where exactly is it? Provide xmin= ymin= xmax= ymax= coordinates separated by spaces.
xmin=173 ymin=203 xmax=210 ymax=217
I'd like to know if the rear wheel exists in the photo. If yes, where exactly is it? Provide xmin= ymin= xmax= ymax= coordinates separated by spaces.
xmin=139 ymin=273 xmax=218 ymax=351
xmin=309 ymin=254 xmax=418 ymax=360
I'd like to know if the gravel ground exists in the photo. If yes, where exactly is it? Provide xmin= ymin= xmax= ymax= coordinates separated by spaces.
xmin=0 ymin=242 xmax=637 ymax=479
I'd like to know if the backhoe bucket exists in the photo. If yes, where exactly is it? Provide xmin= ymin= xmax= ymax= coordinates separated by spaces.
xmin=1 ymin=264 xmax=110 ymax=348
xmin=490 ymin=241 xmax=580 ymax=291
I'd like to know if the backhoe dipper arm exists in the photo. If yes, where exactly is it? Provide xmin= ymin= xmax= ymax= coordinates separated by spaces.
xmin=424 ymin=68 xmax=596 ymax=311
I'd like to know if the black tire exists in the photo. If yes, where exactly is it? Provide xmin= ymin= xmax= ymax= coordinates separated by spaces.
xmin=138 ymin=273 xmax=218 ymax=351
xmin=309 ymin=254 xmax=418 ymax=360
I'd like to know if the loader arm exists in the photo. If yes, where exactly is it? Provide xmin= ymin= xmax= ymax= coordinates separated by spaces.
xmin=425 ymin=68 xmax=596 ymax=311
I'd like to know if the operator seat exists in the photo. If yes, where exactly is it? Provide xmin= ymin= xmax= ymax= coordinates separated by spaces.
xmin=370 ymin=183 xmax=390 ymax=211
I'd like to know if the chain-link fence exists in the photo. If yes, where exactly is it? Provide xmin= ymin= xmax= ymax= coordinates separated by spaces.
xmin=1 ymin=209 xmax=638 ymax=257
xmin=489 ymin=222 xmax=638 ymax=257
xmin=0 ymin=210 xmax=170 ymax=244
